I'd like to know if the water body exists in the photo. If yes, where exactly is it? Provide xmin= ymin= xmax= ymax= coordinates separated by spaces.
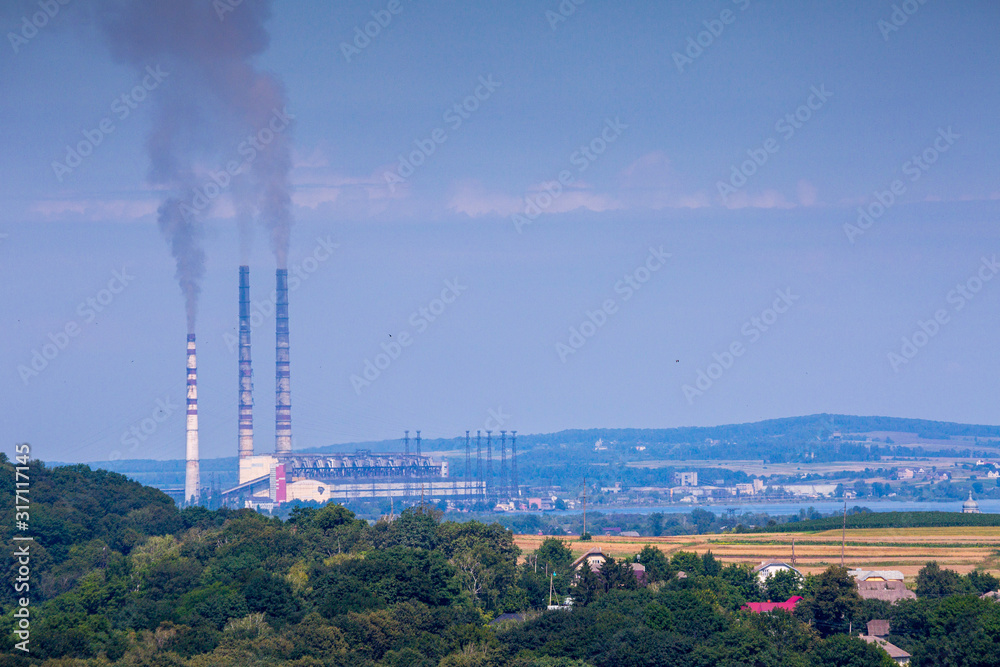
xmin=505 ymin=499 xmax=999 ymax=517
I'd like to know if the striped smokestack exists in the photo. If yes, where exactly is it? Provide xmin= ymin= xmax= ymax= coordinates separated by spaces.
xmin=185 ymin=333 xmax=200 ymax=504
xmin=238 ymin=266 xmax=254 ymax=459
xmin=275 ymin=269 xmax=292 ymax=456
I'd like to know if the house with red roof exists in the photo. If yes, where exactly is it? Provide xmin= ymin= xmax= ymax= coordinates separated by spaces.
xmin=741 ymin=596 xmax=803 ymax=613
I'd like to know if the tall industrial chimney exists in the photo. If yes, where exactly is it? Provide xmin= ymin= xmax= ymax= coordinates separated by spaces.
xmin=238 ymin=266 xmax=254 ymax=459
xmin=185 ymin=334 xmax=200 ymax=504
xmin=275 ymin=269 xmax=292 ymax=456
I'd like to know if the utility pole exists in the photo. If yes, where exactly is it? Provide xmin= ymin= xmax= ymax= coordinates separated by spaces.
xmin=791 ymin=538 xmax=796 ymax=567
xmin=841 ymin=500 xmax=847 ymax=567
xmin=486 ymin=431 xmax=493 ymax=502
xmin=476 ymin=431 xmax=483 ymax=499
xmin=511 ymin=431 xmax=518 ymax=500
xmin=582 ymin=476 xmax=588 ymax=538
xmin=464 ymin=430 xmax=471 ymax=483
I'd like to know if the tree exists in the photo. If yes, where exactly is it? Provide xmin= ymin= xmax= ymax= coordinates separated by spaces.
xmin=312 ymin=503 xmax=359 ymax=530
xmin=648 ymin=512 xmax=665 ymax=537
xmin=813 ymin=634 xmax=895 ymax=667
xmin=601 ymin=556 xmax=638 ymax=592
xmin=916 ymin=562 xmax=972 ymax=598
xmin=637 ymin=545 xmax=670 ymax=583
xmin=967 ymin=569 xmax=999 ymax=595
xmin=764 ymin=568 xmax=802 ymax=602
xmin=570 ymin=563 xmax=602 ymax=606
xmin=795 ymin=566 xmax=861 ymax=637
xmin=535 ymin=537 xmax=574 ymax=574
xmin=701 ymin=551 xmax=722 ymax=577
xmin=690 ymin=508 xmax=715 ymax=533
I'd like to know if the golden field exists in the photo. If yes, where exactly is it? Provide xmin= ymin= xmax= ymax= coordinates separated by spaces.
xmin=514 ymin=527 xmax=1000 ymax=579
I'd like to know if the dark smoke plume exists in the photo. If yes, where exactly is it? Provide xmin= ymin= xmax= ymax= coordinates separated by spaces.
xmin=94 ymin=0 xmax=294 ymax=325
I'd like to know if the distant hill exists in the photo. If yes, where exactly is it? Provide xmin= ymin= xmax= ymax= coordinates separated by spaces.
xmin=56 ymin=413 xmax=1000 ymax=490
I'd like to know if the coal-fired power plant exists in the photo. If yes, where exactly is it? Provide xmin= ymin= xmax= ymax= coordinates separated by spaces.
xmin=275 ymin=269 xmax=292 ymax=457
xmin=210 ymin=264 xmax=490 ymax=510
xmin=238 ymin=266 xmax=254 ymax=459
xmin=185 ymin=334 xmax=200 ymax=504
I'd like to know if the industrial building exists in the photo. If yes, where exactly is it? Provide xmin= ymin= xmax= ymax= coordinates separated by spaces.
xmin=195 ymin=265 xmax=497 ymax=509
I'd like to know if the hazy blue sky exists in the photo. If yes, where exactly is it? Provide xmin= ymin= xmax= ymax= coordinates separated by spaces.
xmin=3 ymin=1 xmax=999 ymax=463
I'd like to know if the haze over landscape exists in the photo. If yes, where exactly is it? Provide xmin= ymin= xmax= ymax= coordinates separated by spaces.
xmin=8 ymin=3 xmax=1000 ymax=666
xmin=3 ymin=1 xmax=999 ymax=466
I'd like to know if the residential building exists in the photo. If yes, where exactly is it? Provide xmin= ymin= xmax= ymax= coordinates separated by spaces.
xmin=856 ymin=580 xmax=916 ymax=604
xmin=741 ymin=596 xmax=803 ymax=613
xmin=849 ymin=569 xmax=905 ymax=582
xmin=673 ymin=472 xmax=698 ymax=487
xmin=859 ymin=635 xmax=911 ymax=665
xmin=753 ymin=561 xmax=800 ymax=583
xmin=571 ymin=547 xmax=608 ymax=573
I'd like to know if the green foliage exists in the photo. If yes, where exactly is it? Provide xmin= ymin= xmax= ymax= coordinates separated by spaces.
xmin=794 ymin=566 xmax=861 ymax=637
xmin=967 ymin=569 xmax=999 ymax=594
xmin=764 ymin=568 xmax=803 ymax=602
xmin=812 ymin=634 xmax=895 ymax=667
xmin=636 ymin=545 xmax=670 ymax=583
xmin=13 ymin=458 xmax=1000 ymax=666
xmin=765 ymin=511 xmax=1000 ymax=532
xmin=916 ymin=561 xmax=973 ymax=598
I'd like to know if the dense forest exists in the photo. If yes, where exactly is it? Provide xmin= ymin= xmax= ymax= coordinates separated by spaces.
xmin=3 ymin=456 xmax=1000 ymax=666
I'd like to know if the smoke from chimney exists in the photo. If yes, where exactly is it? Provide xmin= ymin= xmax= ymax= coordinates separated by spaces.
xmin=95 ymin=0 xmax=294 ymax=326
xmin=275 ymin=269 xmax=291 ymax=455
xmin=185 ymin=333 xmax=200 ymax=504
xmin=238 ymin=266 xmax=254 ymax=459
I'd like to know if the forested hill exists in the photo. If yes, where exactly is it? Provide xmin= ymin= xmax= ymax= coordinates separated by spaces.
xmin=287 ymin=413 xmax=1000 ymax=454
xmin=4 ymin=455 xmax=1000 ymax=665
xmin=71 ymin=414 xmax=1000 ymax=476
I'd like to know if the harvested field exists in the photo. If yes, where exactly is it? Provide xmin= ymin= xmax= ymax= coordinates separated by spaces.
xmin=513 ymin=527 xmax=1000 ymax=579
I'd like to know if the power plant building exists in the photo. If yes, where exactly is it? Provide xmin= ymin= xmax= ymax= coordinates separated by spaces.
xmin=216 ymin=265 xmax=486 ymax=508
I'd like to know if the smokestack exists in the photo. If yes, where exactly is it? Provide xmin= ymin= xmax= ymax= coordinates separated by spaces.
xmin=238 ymin=266 xmax=254 ymax=459
xmin=185 ymin=334 xmax=200 ymax=504
xmin=275 ymin=269 xmax=292 ymax=456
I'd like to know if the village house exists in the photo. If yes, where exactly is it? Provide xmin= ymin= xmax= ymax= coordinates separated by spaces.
xmin=859 ymin=620 xmax=911 ymax=665
xmin=741 ymin=596 xmax=803 ymax=613
xmin=753 ymin=561 xmax=800 ymax=583
xmin=849 ymin=570 xmax=915 ymax=603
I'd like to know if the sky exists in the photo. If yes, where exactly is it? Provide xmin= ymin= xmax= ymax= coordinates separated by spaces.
xmin=2 ymin=0 xmax=999 ymax=464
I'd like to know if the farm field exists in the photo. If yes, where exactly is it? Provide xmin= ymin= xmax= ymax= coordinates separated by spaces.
xmin=625 ymin=458 xmax=981 ymax=476
xmin=514 ymin=527 xmax=1000 ymax=579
